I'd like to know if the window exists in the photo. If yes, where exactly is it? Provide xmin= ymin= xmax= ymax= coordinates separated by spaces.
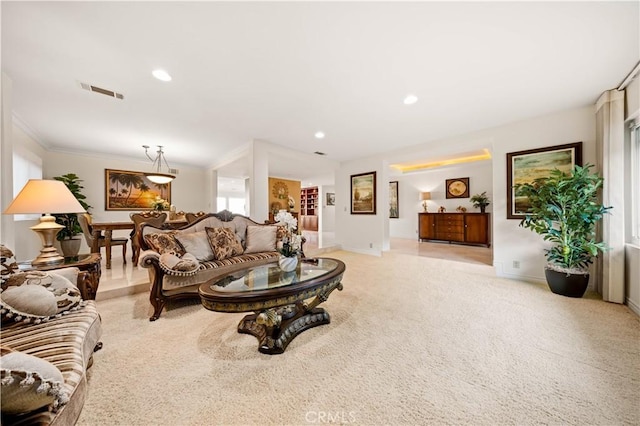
xmin=632 ymin=121 xmax=640 ymax=245
xmin=216 ymin=196 xmax=246 ymax=215
xmin=216 ymin=197 xmax=227 ymax=211
xmin=13 ymin=146 xmax=42 ymax=221
xmin=227 ymin=197 xmax=245 ymax=215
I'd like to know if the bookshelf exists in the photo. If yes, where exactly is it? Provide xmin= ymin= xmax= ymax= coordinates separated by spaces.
xmin=300 ymin=187 xmax=318 ymax=231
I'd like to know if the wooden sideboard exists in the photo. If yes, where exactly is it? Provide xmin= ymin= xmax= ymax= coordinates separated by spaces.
xmin=418 ymin=213 xmax=490 ymax=247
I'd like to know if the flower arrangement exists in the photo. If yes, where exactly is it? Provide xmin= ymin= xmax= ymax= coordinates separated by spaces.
xmin=151 ymin=196 xmax=170 ymax=211
xmin=274 ymin=211 xmax=302 ymax=258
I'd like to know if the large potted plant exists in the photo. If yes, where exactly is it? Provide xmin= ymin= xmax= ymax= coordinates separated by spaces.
xmin=53 ymin=173 xmax=92 ymax=257
xmin=515 ymin=164 xmax=611 ymax=297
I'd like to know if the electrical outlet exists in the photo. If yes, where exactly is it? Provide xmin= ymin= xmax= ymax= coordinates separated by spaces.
xmin=369 ymin=243 xmax=373 ymax=248
xmin=512 ymin=260 xmax=520 ymax=269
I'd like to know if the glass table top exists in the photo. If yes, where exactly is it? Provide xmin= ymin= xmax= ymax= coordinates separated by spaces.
xmin=210 ymin=258 xmax=340 ymax=293
xmin=18 ymin=254 xmax=95 ymax=271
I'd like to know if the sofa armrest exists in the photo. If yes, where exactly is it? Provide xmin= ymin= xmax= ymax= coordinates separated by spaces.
xmin=139 ymin=249 xmax=161 ymax=267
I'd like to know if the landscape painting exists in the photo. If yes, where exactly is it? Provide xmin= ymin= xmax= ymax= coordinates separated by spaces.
xmin=389 ymin=181 xmax=399 ymax=218
xmin=506 ymin=142 xmax=582 ymax=219
xmin=351 ymin=171 xmax=376 ymax=214
xmin=105 ymin=169 xmax=171 ymax=211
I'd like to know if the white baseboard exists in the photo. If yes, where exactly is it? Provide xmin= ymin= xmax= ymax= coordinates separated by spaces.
xmin=343 ymin=246 xmax=382 ymax=257
xmin=626 ymin=297 xmax=640 ymax=317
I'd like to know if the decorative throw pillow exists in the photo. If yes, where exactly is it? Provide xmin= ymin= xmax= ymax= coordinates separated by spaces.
xmin=205 ymin=227 xmax=244 ymax=260
xmin=244 ymin=226 xmax=277 ymax=254
xmin=0 ymin=271 xmax=83 ymax=324
xmin=143 ymin=231 xmax=186 ymax=257
xmin=0 ymin=351 xmax=69 ymax=414
xmin=275 ymin=225 xmax=288 ymax=241
xmin=175 ymin=231 xmax=214 ymax=261
xmin=158 ymin=253 xmax=200 ymax=276
xmin=0 ymin=245 xmax=19 ymax=286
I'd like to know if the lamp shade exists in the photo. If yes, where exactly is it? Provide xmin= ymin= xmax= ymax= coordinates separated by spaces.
xmin=4 ymin=180 xmax=86 ymax=214
xmin=420 ymin=192 xmax=431 ymax=201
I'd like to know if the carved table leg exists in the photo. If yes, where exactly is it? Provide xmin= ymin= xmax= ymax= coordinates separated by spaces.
xmin=237 ymin=281 xmax=344 ymax=354
xmin=104 ymin=230 xmax=113 ymax=269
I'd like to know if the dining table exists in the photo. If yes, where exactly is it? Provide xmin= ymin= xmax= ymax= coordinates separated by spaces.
xmin=90 ymin=218 xmax=188 ymax=269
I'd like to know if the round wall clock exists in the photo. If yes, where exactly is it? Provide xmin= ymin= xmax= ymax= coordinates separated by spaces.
xmin=445 ymin=177 xmax=470 ymax=199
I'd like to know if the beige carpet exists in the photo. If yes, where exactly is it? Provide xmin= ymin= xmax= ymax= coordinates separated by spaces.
xmin=78 ymin=251 xmax=640 ymax=425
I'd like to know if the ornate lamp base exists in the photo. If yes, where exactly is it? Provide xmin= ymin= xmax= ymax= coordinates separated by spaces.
xmin=30 ymin=215 xmax=65 ymax=266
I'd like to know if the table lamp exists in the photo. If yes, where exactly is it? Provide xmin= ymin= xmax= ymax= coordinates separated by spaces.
xmin=420 ymin=192 xmax=431 ymax=212
xmin=3 ymin=179 xmax=86 ymax=266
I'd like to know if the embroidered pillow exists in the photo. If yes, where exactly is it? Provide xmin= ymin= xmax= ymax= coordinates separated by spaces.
xmin=0 ymin=351 xmax=69 ymax=414
xmin=0 ymin=271 xmax=83 ymax=324
xmin=244 ymin=226 xmax=277 ymax=254
xmin=175 ymin=231 xmax=214 ymax=261
xmin=158 ymin=253 xmax=200 ymax=276
xmin=1 ymin=245 xmax=19 ymax=286
xmin=205 ymin=227 xmax=244 ymax=260
xmin=143 ymin=231 xmax=185 ymax=257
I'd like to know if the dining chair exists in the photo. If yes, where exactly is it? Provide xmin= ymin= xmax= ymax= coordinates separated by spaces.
xmin=185 ymin=211 xmax=206 ymax=224
xmin=78 ymin=213 xmax=128 ymax=266
xmin=129 ymin=211 xmax=167 ymax=264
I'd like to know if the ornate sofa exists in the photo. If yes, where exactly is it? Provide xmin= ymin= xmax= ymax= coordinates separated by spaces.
xmin=139 ymin=210 xmax=304 ymax=321
xmin=0 ymin=246 xmax=102 ymax=426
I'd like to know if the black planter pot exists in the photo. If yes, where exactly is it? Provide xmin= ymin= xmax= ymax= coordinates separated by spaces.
xmin=544 ymin=268 xmax=589 ymax=298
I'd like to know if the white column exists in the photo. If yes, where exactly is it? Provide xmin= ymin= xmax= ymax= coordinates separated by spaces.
xmin=248 ymin=141 xmax=269 ymax=222
xmin=208 ymin=169 xmax=218 ymax=212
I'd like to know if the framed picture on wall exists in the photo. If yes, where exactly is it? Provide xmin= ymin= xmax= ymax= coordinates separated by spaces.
xmin=326 ymin=193 xmax=335 ymax=206
xmin=105 ymin=169 xmax=171 ymax=211
xmin=389 ymin=181 xmax=399 ymax=218
xmin=506 ymin=141 xmax=582 ymax=219
xmin=351 ymin=171 xmax=376 ymax=214
xmin=445 ymin=177 xmax=470 ymax=199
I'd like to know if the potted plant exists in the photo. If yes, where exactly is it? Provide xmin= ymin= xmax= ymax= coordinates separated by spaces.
xmin=515 ymin=164 xmax=611 ymax=297
xmin=53 ymin=173 xmax=92 ymax=257
xmin=470 ymin=191 xmax=490 ymax=213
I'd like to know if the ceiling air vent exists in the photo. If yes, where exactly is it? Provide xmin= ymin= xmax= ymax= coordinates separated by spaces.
xmin=314 ymin=151 xmax=327 ymax=156
xmin=79 ymin=82 xmax=124 ymax=100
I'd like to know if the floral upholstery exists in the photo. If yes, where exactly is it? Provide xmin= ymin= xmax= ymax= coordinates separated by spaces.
xmin=143 ymin=231 xmax=185 ymax=257
xmin=205 ymin=227 xmax=244 ymax=260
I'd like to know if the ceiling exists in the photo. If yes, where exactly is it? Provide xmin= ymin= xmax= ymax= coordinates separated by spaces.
xmin=2 ymin=2 xmax=638 ymax=183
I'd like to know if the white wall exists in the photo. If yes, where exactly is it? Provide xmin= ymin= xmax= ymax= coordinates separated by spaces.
xmin=337 ymin=105 xmax=597 ymax=284
xmin=8 ymin=124 xmax=47 ymax=259
xmin=9 ymin=150 xmax=211 ymax=260
xmin=389 ymin=160 xmax=493 ymax=240
xmin=491 ymin=106 xmax=596 ymax=283
xmin=320 ymin=185 xmax=336 ymax=232
xmin=335 ymin=157 xmax=386 ymax=256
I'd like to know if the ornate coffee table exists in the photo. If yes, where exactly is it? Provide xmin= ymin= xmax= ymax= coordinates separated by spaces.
xmin=199 ymin=258 xmax=345 ymax=354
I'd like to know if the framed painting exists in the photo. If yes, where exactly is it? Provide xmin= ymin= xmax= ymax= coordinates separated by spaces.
xmin=105 ymin=169 xmax=171 ymax=211
xmin=326 ymin=193 xmax=335 ymax=206
xmin=506 ymin=142 xmax=582 ymax=219
xmin=445 ymin=177 xmax=470 ymax=199
xmin=351 ymin=171 xmax=376 ymax=214
xmin=389 ymin=181 xmax=399 ymax=218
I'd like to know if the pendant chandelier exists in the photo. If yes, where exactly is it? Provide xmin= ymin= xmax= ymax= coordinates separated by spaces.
xmin=143 ymin=145 xmax=175 ymax=184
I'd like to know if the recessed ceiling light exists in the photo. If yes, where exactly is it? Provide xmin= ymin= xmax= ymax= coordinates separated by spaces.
xmin=314 ymin=131 xmax=325 ymax=139
xmin=152 ymin=69 xmax=172 ymax=82
xmin=403 ymin=94 xmax=418 ymax=105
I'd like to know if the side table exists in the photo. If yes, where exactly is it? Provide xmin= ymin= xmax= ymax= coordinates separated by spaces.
xmin=19 ymin=253 xmax=102 ymax=300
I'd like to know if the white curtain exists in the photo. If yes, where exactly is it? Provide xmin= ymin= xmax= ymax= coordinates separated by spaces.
xmin=595 ymin=89 xmax=625 ymax=303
